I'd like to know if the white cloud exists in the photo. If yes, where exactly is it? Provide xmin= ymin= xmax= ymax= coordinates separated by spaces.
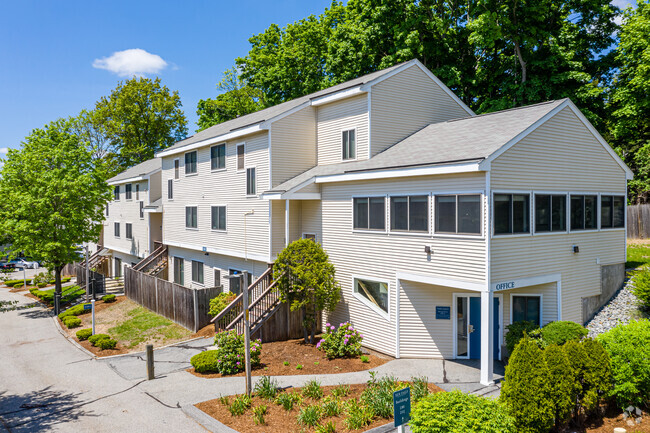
xmin=612 ymin=1 xmax=636 ymax=26
xmin=0 ymin=147 xmax=8 ymax=155
xmin=92 ymin=48 xmax=168 ymax=77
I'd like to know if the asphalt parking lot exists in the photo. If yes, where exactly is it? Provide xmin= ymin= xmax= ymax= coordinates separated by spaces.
xmin=3 ymin=266 xmax=49 ymax=280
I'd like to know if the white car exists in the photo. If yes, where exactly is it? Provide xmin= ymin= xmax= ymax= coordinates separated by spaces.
xmin=7 ymin=258 xmax=39 ymax=269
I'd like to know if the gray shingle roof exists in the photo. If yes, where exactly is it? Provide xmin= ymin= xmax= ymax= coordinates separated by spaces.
xmin=267 ymin=99 xmax=566 ymax=193
xmin=162 ymin=61 xmax=415 ymax=153
xmin=108 ymin=158 xmax=162 ymax=184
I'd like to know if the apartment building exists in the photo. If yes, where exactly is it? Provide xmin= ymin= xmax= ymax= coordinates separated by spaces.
xmin=150 ymin=59 xmax=630 ymax=384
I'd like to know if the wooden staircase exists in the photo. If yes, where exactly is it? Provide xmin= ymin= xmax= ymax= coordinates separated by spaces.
xmin=82 ymin=247 xmax=108 ymax=270
xmin=211 ymin=266 xmax=284 ymax=338
xmin=133 ymin=243 xmax=168 ymax=277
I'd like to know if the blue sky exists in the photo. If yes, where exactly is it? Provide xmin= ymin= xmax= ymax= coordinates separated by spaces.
xmin=0 ymin=0 xmax=636 ymax=161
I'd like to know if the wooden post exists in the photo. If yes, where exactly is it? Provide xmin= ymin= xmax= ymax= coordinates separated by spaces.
xmin=146 ymin=344 xmax=155 ymax=380
xmin=193 ymin=288 xmax=199 ymax=332
xmin=243 ymin=271 xmax=252 ymax=397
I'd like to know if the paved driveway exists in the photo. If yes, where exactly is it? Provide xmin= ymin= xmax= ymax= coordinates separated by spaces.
xmin=0 ymin=287 xmax=207 ymax=433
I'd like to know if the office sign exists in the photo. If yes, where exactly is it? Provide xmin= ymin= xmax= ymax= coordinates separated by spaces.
xmin=494 ymin=281 xmax=515 ymax=291
xmin=393 ymin=387 xmax=411 ymax=427
xmin=435 ymin=306 xmax=451 ymax=320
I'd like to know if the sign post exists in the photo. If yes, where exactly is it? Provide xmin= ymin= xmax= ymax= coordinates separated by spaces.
xmin=242 ymin=271 xmax=252 ymax=397
xmin=89 ymin=300 xmax=96 ymax=335
xmin=393 ymin=387 xmax=411 ymax=433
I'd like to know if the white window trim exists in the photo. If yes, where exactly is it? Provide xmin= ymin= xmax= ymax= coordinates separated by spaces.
xmin=236 ymin=142 xmax=246 ymax=172
xmin=432 ymin=192 xmax=484 ymax=237
xmin=491 ymin=190 xmax=533 ymax=238
xmin=173 ymin=256 xmax=185 ymax=285
xmin=388 ymin=192 xmax=432 ymax=236
xmin=184 ymin=150 xmax=198 ymax=176
xmin=191 ymin=259 xmax=205 ymax=286
xmin=125 ymin=223 xmax=133 ymax=240
xmin=210 ymin=204 xmax=228 ymax=232
xmin=173 ymin=158 xmax=180 ymax=180
xmin=210 ymin=143 xmax=227 ymax=172
xmin=509 ymin=293 xmax=544 ymax=326
xmin=452 ymin=292 xmax=504 ymax=361
xmin=167 ymin=178 xmax=174 ymax=201
xmin=351 ymin=274 xmax=390 ymax=322
xmin=350 ymin=194 xmax=388 ymax=233
xmin=185 ymin=205 xmax=199 ymax=230
xmin=532 ymin=191 xmax=570 ymax=236
xmin=341 ymin=127 xmax=358 ymax=162
xmin=246 ymin=166 xmax=257 ymax=197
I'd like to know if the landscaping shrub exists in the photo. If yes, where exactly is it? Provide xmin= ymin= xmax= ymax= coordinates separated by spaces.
xmin=190 ymin=350 xmax=221 ymax=374
xmin=321 ymin=396 xmax=342 ymax=417
xmin=297 ymin=405 xmax=322 ymax=427
xmin=315 ymin=420 xmax=336 ymax=433
xmin=302 ymin=380 xmax=323 ymax=400
xmin=37 ymin=282 xmax=47 ymax=288
xmin=102 ymin=294 xmax=116 ymax=303
xmin=88 ymin=333 xmax=111 ymax=346
xmin=504 ymin=320 xmax=539 ymax=355
xmin=62 ymin=277 xmax=71 ymax=283
xmin=229 ymin=394 xmax=251 ymax=416
xmin=564 ymin=339 xmax=612 ymax=416
xmin=96 ymin=338 xmax=117 ymax=350
xmin=251 ymin=405 xmax=267 ymax=425
xmin=331 ymin=384 xmax=349 ymax=398
xmin=543 ymin=344 xmax=575 ymax=427
xmin=598 ymin=320 xmax=650 ymax=408
xmin=58 ymin=303 xmax=91 ymax=319
xmin=76 ymin=328 xmax=92 ymax=341
xmin=411 ymin=376 xmax=430 ymax=404
xmin=211 ymin=330 xmax=261 ymax=375
xmin=13 ymin=282 xmax=26 ymax=288
xmin=208 ymin=292 xmax=237 ymax=317
xmin=274 ymin=392 xmax=302 ymax=411
xmin=63 ymin=316 xmax=82 ymax=329
xmin=317 ymin=322 xmax=363 ymax=359
xmin=360 ymin=372 xmax=401 ymax=418
xmin=411 ymin=390 xmax=516 ymax=433
xmin=5 ymin=279 xmax=31 ymax=286
xmin=632 ymin=268 xmax=650 ymax=311
xmin=253 ymin=375 xmax=279 ymax=400
xmin=343 ymin=399 xmax=373 ymax=430
xmin=541 ymin=321 xmax=588 ymax=346
xmin=32 ymin=271 xmax=53 ymax=287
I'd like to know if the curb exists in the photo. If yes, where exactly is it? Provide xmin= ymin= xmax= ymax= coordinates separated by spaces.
xmin=181 ymin=405 xmax=239 ymax=433
xmin=366 ymin=421 xmax=398 ymax=433
xmin=52 ymin=316 xmax=97 ymax=359
xmin=97 ymin=336 xmax=211 ymax=361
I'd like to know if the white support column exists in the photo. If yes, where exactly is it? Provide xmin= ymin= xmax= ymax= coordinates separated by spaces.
xmin=480 ymin=290 xmax=494 ymax=386
xmin=285 ymin=199 xmax=290 ymax=247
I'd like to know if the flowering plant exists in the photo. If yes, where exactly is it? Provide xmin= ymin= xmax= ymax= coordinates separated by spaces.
xmin=317 ymin=322 xmax=363 ymax=359
xmin=213 ymin=330 xmax=262 ymax=375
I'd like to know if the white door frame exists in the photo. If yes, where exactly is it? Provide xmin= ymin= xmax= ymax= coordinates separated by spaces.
xmin=452 ymin=292 xmax=503 ymax=361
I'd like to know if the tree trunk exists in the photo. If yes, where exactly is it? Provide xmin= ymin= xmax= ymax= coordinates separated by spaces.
xmin=310 ymin=303 xmax=317 ymax=344
xmin=54 ymin=265 xmax=63 ymax=315
xmin=302 ymin=306 xmax=308 ymax=344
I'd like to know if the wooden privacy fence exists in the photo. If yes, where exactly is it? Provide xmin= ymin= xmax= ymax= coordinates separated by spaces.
xmin=74 ymin=264 xmax=105 ymax=296
xmin=627 ymin=204 xmax=650 ymax=239
xmin=125 ymin=266 xmax=220 ymax=332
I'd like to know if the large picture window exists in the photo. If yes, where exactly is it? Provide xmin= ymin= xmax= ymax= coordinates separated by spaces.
xmin=185 ymin=151 xmax=197 ymax=175
xmin=342 ymin=129 xmax=356 ymax=160
xmin=354 ymin=277 xmax=388 ymax=315
xmin=353 ymin=197 xmax=385 ymax=230
xmin=435 ymin=194 xmax=481 ymax=234
xmin=494 ymin=194 xmax=530 ymax=234
xmin=174 ymin=257 xmax=184 ymax=285
xmin=192 ymin=260 xmax=204 ymax=284
xmin=570 ymin=195 xmax=597 ymax=230
xmin=185 ymin=206 xmax=198 ymax=229
xmin=535 ymin=194 xmax=566 ymax=232
xmin=391 ymin=195 xmax=428 ymax=232
xmin=211 ymin=206 xmax=226 ymax=231
xmin=512 ymin=295 xmax=541 ymax=327
xmin=601 ymin=195 xmax=625 ymax=229
xmin=211 ymin=144 xmax=226 ymax=170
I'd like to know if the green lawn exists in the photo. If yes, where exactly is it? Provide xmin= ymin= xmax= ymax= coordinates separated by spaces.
xmin=108 ymin=305 xmax=191 ymax=348
xmin=627 ymin=242 xmax=650 ymax=269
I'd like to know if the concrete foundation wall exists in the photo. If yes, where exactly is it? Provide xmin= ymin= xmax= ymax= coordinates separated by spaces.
xmin=581 ymin=263 xmax=626 ymax=323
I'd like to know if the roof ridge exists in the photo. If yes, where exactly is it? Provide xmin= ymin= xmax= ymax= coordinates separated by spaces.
xmin=446 ymin=99 xmax=564 ymax=123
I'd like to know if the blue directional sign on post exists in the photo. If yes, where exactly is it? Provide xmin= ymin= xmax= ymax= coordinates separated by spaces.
xmin=393 ymin=387 xmax=411 ymax=427
xmin=83 ymin=304 xmax=92 ymax=310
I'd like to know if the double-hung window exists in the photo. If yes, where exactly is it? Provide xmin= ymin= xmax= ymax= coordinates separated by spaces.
xmin=391 ymin=195 xmax=428 ymax=232
xmin=174 ymin=159 xmax=180 ymax=179
xmin=114 ymin=185 xmax=120 ymax=201
xmin=105 ymin=204 xmax=109 ymax=217
xmin=192 ymin=260 xmax=204 ymax=285
xmin=535 ymin=194 xmax=566 ymax=232
xmin=570 ymin=195 xmax=597 ymax=230
xmin=167 ymin=179 xmax=173 ymax=200
xmin=185 ymin=206 xmax=198 ymax=229
xmin=125 ymin=223 xmax=133 ymax=240
xmin=211 ymin=144 xmax=226 ymax=170
xmin=211 ymin=206 xmax=226 ymax=231
xmin=512 ymin=295 xmax=541 ymax=326
xmin=139 ymin=202 xmax=144 ymax=219
xmin=435 ymin=195 xmax=481 ymax=234
xmin=342 ymin=129 xmax=356 ymax=160
xmin=185 ymin=151 xmax=197 ymax=175
xmin=601 ymin=195 xmax=625 ymax=229
xmin=135 ymin=184 xmax=140 ymax=201
xmin=174 ymin=257 xmax=184 ymax=285
xmin=114 ymin=222 xmax=120 ymax=237
xmin=353 ymin=197 xmax=385 ymax=230
xmin=246 ymin=168 xmax=256 ymax=195
xmin=125 ymin=184 xmax=132 ymax=200
xmin=494 ymin=194 xmax=530 ymax=235
xmin=237 ymin=144 xmax=245 ymax=170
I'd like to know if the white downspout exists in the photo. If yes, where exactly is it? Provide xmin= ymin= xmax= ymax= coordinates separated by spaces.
xmin=285 ymin=199 xmax=290 ymax=247
xmin=244 ymin=209 xmax=254 ymax=261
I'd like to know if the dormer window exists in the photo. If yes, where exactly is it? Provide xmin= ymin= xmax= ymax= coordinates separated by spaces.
xmin=342 ymin=129 xmax=356 ymax=160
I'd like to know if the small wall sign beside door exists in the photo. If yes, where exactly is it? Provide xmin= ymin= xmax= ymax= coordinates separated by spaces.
xmin=435 ymin=306 xmax=451 ymax=320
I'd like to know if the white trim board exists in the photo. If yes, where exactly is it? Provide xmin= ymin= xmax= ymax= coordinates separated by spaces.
xmin=490 ymin=273 xmax=561 ymax=292
xmin=395 ymin=271 xmax=485 ymax=292
xmin=164 ymin=239 xmax=271 ymax=263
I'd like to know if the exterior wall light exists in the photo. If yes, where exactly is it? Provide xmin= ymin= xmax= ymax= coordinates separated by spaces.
xmin=572 ymin=245 xmax=579 ymax=253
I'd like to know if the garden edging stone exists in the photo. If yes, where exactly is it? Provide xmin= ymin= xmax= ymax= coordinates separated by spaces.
xmin=181 ymin=404 xmax=239 ymax=433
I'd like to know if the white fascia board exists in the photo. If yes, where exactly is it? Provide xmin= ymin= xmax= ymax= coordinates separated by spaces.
xmin=315 ymin=162 xmax=482 ymax=184
xmin=156 ymin=124 xmax=266 ymax=158
xmin=108 ymin=176 xmax=145 ymax=186
xmin=491 ymin=273 xmax=561 ymax=291
xmin=164 ymin=239 xmax=271 ymax=263
xmin=260 ymin=177 xmax=319 ymax=200
xmin=105 ymin=245 xmax=145 ymax=259
xmin=310 ymin=86 xmax=366 ymax=106
xmin=396 ymin=271 xmax=485 ymax=292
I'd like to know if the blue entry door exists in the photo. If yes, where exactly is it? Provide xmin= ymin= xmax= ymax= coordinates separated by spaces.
xmin=468 ymin=297 xmax=500 ymax=360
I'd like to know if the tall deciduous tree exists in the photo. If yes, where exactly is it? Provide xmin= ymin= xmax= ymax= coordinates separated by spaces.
xmin=94 ymin=77 xmax=187 ymax=173
xmin=273 ymin=239 xmax=341 ymax=344
xmin=0 ymin=119 xmax=110 ymax=313
xmin=196 ymin=67 xmax=266 ymax=131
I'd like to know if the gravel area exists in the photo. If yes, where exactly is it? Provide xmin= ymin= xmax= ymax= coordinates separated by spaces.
xmin=586 ymin=276 xmax=641 ymax=338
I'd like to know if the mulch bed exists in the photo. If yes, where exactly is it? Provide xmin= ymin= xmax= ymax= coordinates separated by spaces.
xmin=196 ymin=382 xmax=443 ymax=433
xmin=562 ymin=405 xmax=650 ymax=433
xmin=188 ymin=338 xmax=390 ymax=378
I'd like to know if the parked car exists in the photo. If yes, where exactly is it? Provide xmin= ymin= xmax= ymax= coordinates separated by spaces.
xmin=3 ymin=258 xmax=39 ymax=269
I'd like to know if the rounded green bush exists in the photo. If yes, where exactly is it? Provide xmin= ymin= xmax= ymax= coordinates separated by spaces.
xmin=97 ymin=338 xmax=117 ymax=350
xmin=102 ymin=294 xmax=116 ymax=303
xmin=13 ymin=282 xmax=26 ymax=288
xmin=208 ymin=292 xmax=237 ymax=316
xmin=504 ymin=320 xmax=539 ymax=355
xmin=61 ymin=277 xmax=72 ymax=283
xmin=540 ymin=321 xmax=588 ymax=346
xmin=88 ymin=333 xmax=111 ymax=346
xmin=410 ymin=390 xmax=516 ymax=433
xmin=190 ymin=350 xmax=221 ymax=374
xmin=37 ymin=282 xmax=47 ymax=288
xmin=63 ymin=316 xmax=82 ymax=329
xmin=632 ymin=269 xmax=650 ymax=311
xmin=76 ymin=328 xmax=92 ymax=341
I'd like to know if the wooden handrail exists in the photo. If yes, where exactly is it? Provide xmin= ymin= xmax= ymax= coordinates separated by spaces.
xmin=210 ymin=266 xmax=274 ymax=325
xmin=133 ymin=244 xmax=166 ymax=272
xmin=225 ymin=279 xmax=281 ymax=329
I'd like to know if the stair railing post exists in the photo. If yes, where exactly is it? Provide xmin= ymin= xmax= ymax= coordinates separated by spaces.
xmin=243 ymin=271 xmax=251 ymax=397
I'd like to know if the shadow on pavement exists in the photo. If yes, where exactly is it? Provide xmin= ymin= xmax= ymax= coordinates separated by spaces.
xmin=0 ymin=386 xmax=95 ymax=432
xmin=17 ymin=308 xmax=53 ymax=320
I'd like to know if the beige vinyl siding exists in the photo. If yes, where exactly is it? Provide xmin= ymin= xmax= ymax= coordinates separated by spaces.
xmin=399 ymin=282 xmax=457 ymax=358
xmin=271 ymin=106 xmax=317 ymax=187
xmin=104 ymin=179 xmax=151 ymax=259
xmin=321 ymin=172 xmax=487 ymax=356
xmin=167 ymin=245 xmax=267 ymax=291
xmin=301 ymin=200 xmax=322 ymax=242
xmin=317 ymin=94 xmax=369 ymax=165
xmin=161 ymin=132 xmax=271 ymax=261
xmin=111 ymin=251 xmax=140 ymax=278
xmin=502 ymin=283 xmax=558 ymax=328
xmin=490 ymin=107 xmax=626 ymax=191
xmin=269 ymin=199 xmax=322 ymax=259
xmin=371 ymin=65 xmax=471 ymax=157
xmin=149 ymin=171 xmax=162 ymax=201
xmin=270 ymin=200 xmax=286 ymax=259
